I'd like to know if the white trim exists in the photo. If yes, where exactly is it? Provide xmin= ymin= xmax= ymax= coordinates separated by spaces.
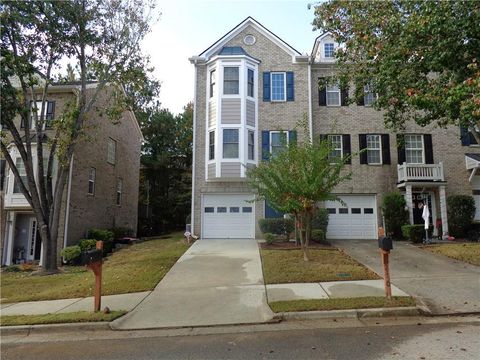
xmin=270 ymin=72 xmax=287 ymax=102
xmin=405 ymin=134 xmax=425 ymax=164
xmin=191 ymin=62 xmax=198 ymax=235
xmin=328 ymin=134 xmax=343 ymax=160
xmin=366 ymin=134 xmax=382 ymax=165
xmin=307 ymin=64 xmax=313 ymax=143
xmin=269 ymin=131 xmax=290 ymax=155
xmin=326 ymin=83 xmax=341 ymax=106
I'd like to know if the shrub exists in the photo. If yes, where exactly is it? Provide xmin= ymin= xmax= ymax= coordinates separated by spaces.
xmin=264 ymin=233 xmax=276 ymax=245
xmin=447 ymin=195 xmax=475 ymax=238
xmin=311 ymin=229 xmax=325 ymax=243
xmin=381 ymin=192 xmax=409 ymax=238
xmin=3 ymin=265 xmax=20 ymax=272
xmin=78 ymin=239 xmax=97 ymax=252
xmin=258 ymin=218 xmax=295 ymax=240
xmin=401 ymin=225 xmax=425 ymax=243
xmin=312 ymin=208 xmax=329 ymax=234
xmin=61 ymin=245 xmax=82 ymax=264
xmin=110 ymin=227 xmax=134 ymax=239
xmin=87 ymin=228 xmax=114 ymax=241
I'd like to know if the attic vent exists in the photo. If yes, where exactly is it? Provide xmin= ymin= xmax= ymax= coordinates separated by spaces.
xmin=243 ymin=34 xmax=256 ymax=45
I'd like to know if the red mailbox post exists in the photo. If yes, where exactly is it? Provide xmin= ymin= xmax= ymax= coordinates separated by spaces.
xmin=378 ymin=227 xmax=392 ymax=299
xmin=84 ymin=241 xmax=103 ymax=312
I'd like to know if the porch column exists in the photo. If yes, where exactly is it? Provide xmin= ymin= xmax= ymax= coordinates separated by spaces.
xmin=5 ymin=212 xmax=16 ymax=266
xmin=405 ymin=185 xmax=414 ymax=224
xmin=439 ymin=185 xmax=449 ymax=238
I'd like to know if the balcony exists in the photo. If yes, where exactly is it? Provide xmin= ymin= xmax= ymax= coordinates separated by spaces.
xmin=397 ymin=162 xmax=445 ymax=183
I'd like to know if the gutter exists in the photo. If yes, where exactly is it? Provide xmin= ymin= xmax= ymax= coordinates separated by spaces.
xmin=190 ymin=60 xmax=198 ymax=235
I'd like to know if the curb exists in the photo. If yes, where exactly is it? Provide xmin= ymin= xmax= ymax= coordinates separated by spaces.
xmin=0 ymin=322 xmax=110 ymax=336
xmin=278 ymin=306 xmax=421 ymax=321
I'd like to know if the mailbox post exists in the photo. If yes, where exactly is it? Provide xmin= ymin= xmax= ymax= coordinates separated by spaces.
xmin=377 ymin=228 xmax=393 ymax=299
xmin=83 ymin=241 xmax=103 ymax=312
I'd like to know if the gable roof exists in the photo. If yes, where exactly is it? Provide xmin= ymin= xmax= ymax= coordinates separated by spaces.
xmin=199 ymin=17 xmax=301 ymax=60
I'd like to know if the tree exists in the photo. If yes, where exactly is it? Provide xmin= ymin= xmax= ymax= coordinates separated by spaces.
xmin=0 ymin=0 xmax=158 ymax=273
xmin=139 ymin=103 xmax=193 ymax=235
xmin=312 ymin=0 xmax=480 ymax=141
xmin=247 ymin=121 xmax=352 ymax=261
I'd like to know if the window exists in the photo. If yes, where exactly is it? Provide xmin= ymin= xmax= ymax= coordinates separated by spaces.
xmin=248 ymin=130 xmax=255 ymax=160
xmin=271 ymin=72 xmax=286 ymax=101
xmin=247 ymin=69 xmax=254 ymax=97
xmin=270 ymin=131 xmax=288 ymax=158
xmin=209 ymin=69 xmax=216 ymax=98
xmin=107 ymin=138 xmax=116 ymax=165
xmin=327 ymin=208 xmax=336 ymax=214
xmin=364 ymin=208 xmax=374 ymax=214
xmin=405 ymin=134 xmax=424 ymax=164
xmin=230 ymin=207 xmax=240 ymax=213
xmin=0 ymin=159 xmax=5 ymax=191
xmin=328 ymin=135 xmax=343 ymax=161
xmin=224 ymin=67 xmax=239 ymax=95
xmin=13 ymin=158 xmax=27 ymax=193
xmin=223 ymin=129 xmax=239 ymax=158
xmin=88 ymin=168 xmax=95 ymax=195
xmin=351 ymin=208 xmax=361 ymax=214
xmin=364 ymin=84 xmax=376 ymax=106
xmin=217 ymin=207 xmax=227 ymax=213
xmin=204 ymin=207 xmax=215 ymax=213
xmin=209 ymin=131 xmax=215 ymax=160
xmin=366 ymin=134 xmax=382 ymax=164
xmin=242 ymin=207 xmax=252 ymax=213
xmin=339 ymin=208 xmax=348 ymax=214
xmin=324 ymin=43 xmax=335 ymax=58
xmin=326 ymin=83 xmax=340 ymax=106
xmin=116 ymin=178 xmax=122 ymax=205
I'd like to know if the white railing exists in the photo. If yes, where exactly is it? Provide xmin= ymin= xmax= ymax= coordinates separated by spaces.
xmin=397 ymin=162 xmax=445 ymax=182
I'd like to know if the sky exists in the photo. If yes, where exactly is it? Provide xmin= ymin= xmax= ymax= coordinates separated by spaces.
xmin=142 ymin=0 xmax=321 ymax=115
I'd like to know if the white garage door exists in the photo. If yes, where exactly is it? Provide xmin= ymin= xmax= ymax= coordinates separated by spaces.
xmin=325 ymin=195 xmax=377 ymax=240
xmin=202 ymin=194 xmax=255 ymax=239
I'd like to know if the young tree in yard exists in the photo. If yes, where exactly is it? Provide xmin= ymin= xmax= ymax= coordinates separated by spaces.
xmin=0 ymin=0 xmax=158 ymax=273
xmin=312 ymin=1 xmax=480 ymax=140
xmin=247 ymin=122 xmax=352 ymax=261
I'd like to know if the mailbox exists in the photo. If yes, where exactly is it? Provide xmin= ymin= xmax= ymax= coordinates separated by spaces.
xmin=81 ymin=249 xmax=103 ymax=265
xmin=378 ymin=236 xmax=393 ymax=251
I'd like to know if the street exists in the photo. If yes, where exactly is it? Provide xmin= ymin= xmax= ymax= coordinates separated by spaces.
xmin=2 ymin=317 xmax=479 ymax=360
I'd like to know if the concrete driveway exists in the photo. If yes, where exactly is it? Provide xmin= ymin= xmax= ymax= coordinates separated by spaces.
xmin=111 ymin=239 xmax=274 ymax=330
xmin=329 ymin=239 xmax=480 ymax=315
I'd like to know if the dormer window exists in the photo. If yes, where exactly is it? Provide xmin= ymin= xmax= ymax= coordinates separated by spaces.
xmin=324 ymin=43 xmax=335 ymax=58
xmin=224 ymin=67 xmax=239 ymax=95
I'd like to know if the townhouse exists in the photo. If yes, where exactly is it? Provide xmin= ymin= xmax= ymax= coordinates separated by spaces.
xmin=189 ymin=17 xmax=480 ymax=240
xmin=0 ymin=82 xmax=143 ymax=266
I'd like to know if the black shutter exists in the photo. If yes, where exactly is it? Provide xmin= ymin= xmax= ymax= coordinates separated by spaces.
xmin=381 ymin=134 xmax=391 ymax=164
xmin=357 ymin=95 xmax=365 ymax=106
xmin=342 ymin=134 xmax=351 ymax=164
xmin=262 ymin=130 xmax=270 ymax=161
xmin=424 ymin=134 xmax=434 ymax=164
xmin=397 ymin=134 xmax=406 ymax=164
xmin=286 ymin=72 xmax=294 ymax=101
xmin=288 ymin=130 xmax=297 ymax=144
xmin=45 ymin=101 xmax=55 ymax=128
xmin=341 ymin=87 xmax=349 ymax=106
xmin=318 ymin=78 xmax=326 ymax=106
xmin=359 ymin=134 xmax=368 ymax=164
xmin=263 ymin=72 xmax=271 ymax=102
xmin=460 ymin=126 xmax=470 ymax=146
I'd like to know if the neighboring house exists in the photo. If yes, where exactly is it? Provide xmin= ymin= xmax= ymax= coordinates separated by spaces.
xmin=189 ymin=17 xmax=480 ymax=240
xmin=0 ymin=82 xmax=143 ymax=266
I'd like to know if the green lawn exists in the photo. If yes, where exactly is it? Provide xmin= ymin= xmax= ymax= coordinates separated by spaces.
xmin=260 ymin=249 xmax=380 ymax=284
xmin=422 ymin=243 xmax=480 ymax=266
xmin=269 ymin=297 xmax=415 ymax=313
xmin=0 ymin=311 xmax=126 ymax=326
xmin=1 ymin=233 xmax=189 ymax=303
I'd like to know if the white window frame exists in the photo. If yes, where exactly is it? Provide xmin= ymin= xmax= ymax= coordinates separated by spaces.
xmin=26 ymin=101 xmax=47 ymax=130
xmin=324 ymin=43 xmax=335 ymax=58
xmin=116 ymin=178 xmax=123 ymax=206
xmin=366 ymin=134 xmax=382 ymax=165
xmin=208 ymin=130 xmax=215 ymax=161
xmin=13 ymin=157 xmax=27 ymax=193
xmin=328 ymin=134 xmax=343 ymax=161
xmin=209 ymin=69 xmax=216 ymax=98
xmin=271 ymin=72 xmax=286 ymax=102
xmin=248 ymin=130 xmax=255 ymax=161
xmin=247 ymin=68 xmax=254 ymax=98
xmin=223 ymin=66 xmax=239 ymax=95
xmin=326 ymin=83 xmax=341 ymax=106
xmin=222 ymin=128 xmax=239 ymax=159
xmin=405 ymin=134 xmax=425 ymax=164
xmin=88 ymin=167 xmax=96 ymax=195
xmin=364 ymin=84 xmax=377 ymax=106
xmin=270 ymin=131 xmax=289 ymax=157
xmin=107 ymin=138 xmax=116 ymax=165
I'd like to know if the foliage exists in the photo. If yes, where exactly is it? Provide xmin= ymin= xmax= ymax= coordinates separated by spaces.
xmin=312 ymin=208 xmax=329 ymax=234
xmin=258 ymin=218 xmax=295 ymax=238
xmin=447 ymin=195 xmax=476 ymax=237
xmin=381 ymin=192 xmax=409 ymax=238
xmin=138 ymin=104 xmax=193 ymax=235
xmin=0 ymin=0 xmax=159 ymax=272
xmin=247 ymin=118 xmax=352 ymax=261
xmin=3 ymin=265 xmax=21 ymax=273
xmin=0 ymin=311 xmax=127 ymax=327
xmin=313 ymin=1 xmax=480 ymax=140
xmin=87 ymin=229 xmax=114 ymax=242
xmin=78 ymin=239 xmax=97 ymax=252
xmin=401 ymin=225 xmax=425 ymax=244
xmin=61 ymin=246 xmax=82 ymax=264
xmin=264 ymin=233 xmax=276 ymax=245
xmin=311 ymin=229 xmax=325 ymax=243
xmin=110 ymin=227 xmax=134 ymax=239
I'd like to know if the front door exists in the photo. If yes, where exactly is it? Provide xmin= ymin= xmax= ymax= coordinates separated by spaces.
xmin=27 ymin=218 xmax=41 ymax=261
xmin=412 ymin=193 xmax=432 ymax=226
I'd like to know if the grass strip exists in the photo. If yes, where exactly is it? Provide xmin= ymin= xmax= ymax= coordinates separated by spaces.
xmin=0 ymin=310 xmax=127 ymax=326
xmin=422 ymin=243 xmax=480 ymax=266
xmin=269 ymin=296 xmax=415 ymax=313
xmin=260 ymin=249 xmax=380 ymax=284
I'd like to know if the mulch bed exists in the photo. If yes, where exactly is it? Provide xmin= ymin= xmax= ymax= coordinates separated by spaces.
xmin=260 ymin=241 xmax=333 ymax=250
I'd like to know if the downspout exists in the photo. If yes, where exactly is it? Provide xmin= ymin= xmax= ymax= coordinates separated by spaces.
xmin=190 ymin=60 xmax=198 ymax=235
xmin=63 ymin=154 xmax=74 ymax=251
xmin=307 ymin=62 xmax=313 ymax=143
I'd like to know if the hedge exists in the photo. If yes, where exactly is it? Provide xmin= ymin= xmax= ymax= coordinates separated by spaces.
xmin=447 ymin=195 xmax=475 ymax=238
